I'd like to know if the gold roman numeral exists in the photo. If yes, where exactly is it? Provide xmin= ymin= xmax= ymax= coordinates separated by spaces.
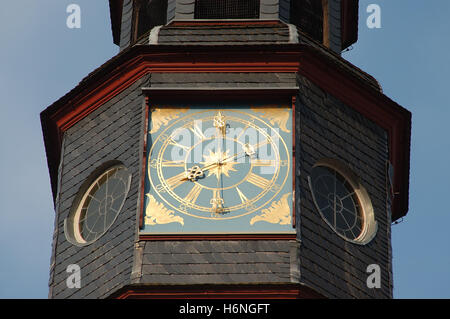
xmin=252 ymin=159 xmax=276 ymax=166
xmin=236 ymin=187 xmax=249 ymax=204
xmin=161 ymin=160 xmax=185 ymax=167
xmin=247 ymin=173 xmax=271 ymax=189
xmin=190 ymin=124 xmax=206 ymax=140
xmin=165 ymin=172 xmax=187 ymax=189
xmin=185 ymin=184 xmax=202 ymax=205
xmin=167 ymin=137 xmax=190 ymax=151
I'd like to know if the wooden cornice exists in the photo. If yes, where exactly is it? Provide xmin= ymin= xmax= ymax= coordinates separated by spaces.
xmin=110 ymin=283 xmax=326 ymax=299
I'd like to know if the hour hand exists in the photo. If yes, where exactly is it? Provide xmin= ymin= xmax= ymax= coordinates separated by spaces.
xmin=184 ymin=166 xmax=204 ymax=182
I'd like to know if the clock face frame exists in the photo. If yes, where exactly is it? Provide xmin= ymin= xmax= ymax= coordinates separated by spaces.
xmin=142 ymin=101 xmax=295 ymax=235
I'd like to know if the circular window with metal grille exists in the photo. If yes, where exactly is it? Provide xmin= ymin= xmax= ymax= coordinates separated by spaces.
xmin=308 ymin=159 xmax=377 ymax=245
xmin=65 ymin=164 xmax=131 ymax=246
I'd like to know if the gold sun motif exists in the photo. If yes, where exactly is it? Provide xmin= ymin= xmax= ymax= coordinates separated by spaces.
xmin=200 ymin=150 xmax=238 ymax=180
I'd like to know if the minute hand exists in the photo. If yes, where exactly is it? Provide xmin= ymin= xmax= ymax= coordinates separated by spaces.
xmin=219 ymin=143 xmax=258 ymax=164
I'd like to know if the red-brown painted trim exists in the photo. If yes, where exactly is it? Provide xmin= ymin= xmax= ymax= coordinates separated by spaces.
xmin=55 ymin=64 xmax=299 ymax=133
xmin=139 ymin=234 xmax=296 ymax=241
xmin=111 ymin=284 xmax=326 ymax=299
xmin=139 ymin=97 xmax=150 ymax=229
xmin=291 ymin=95 xmax=296 ymax=229
xmin=168 ymin=20 xmax=284 ymax=27
xmin=41 ymin=44 xmax=411 ymax=220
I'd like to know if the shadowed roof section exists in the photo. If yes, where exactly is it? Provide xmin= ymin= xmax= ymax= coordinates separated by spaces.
xmin=108 ymin=0 xmax=359 ymax=50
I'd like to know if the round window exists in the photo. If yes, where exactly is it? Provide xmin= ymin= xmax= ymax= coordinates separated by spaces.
xmin=308 ymin=160 xmax=377 ymax=244
xmin=65 ymin=165 xmax=131 ymax=246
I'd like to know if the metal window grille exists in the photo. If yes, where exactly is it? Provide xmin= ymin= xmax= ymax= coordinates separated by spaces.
xmin=194 ymin=0 xmax=260 ymax=19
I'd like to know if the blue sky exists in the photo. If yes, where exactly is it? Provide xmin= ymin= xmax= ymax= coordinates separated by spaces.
xmin=0 ymin=1 xmax=448 ymax=298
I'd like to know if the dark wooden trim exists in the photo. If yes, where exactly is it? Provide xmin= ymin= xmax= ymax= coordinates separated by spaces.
xmin=322 ymin=0 xmax=330 ymax=48
xmin=168 ymin=20 xmax=284 ymax=27
xmin=139 ymin=97 xmax=150 ymax=229
xmin=40 ymin=110 xmax=63 ymax=200
xmin=109 ymin=0 xmax=124 ymax=46
xmin=291 ymin=95 xmax=296 ymax=229
xmin=142 ymin=87 xmax=300 ymax=102
xmin=110 ymin=283 xmax=326 ymax=299
xmin=139 ymin=233 xmax=296 ymax=241
xmin=341 ymin=0 xmax=359 ymax=49
xmin=131 ymin=0 xmax=141 ymax=44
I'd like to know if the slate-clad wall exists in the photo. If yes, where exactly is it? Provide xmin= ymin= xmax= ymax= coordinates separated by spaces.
xmin=156 ymin=24 xmax=291 ymax=45
xmin=174 ymin=0 xmax=195 ymax=20
xmin=120 ymin=0 xmax=134 ymax=50
xmin=328 ymin=0 xmax=342 ymax=53
xmin=134 ymin=241 xmax=297 ymax=285
xmin=279 ymin=0 xmax=290 ymax=22
xmin=296 ymin=75 xmax=392 ymax=298
xmin=48 ymin=76 xmax=150 ymax=299
xmin=167 ymin=0 xmax=176 ymax=22
xmin=260 ymin=0 xmax=279 ymax=20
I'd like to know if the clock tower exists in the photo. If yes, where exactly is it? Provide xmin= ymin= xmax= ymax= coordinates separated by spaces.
xmin=41 ymin=0 xmax=411 ymax=299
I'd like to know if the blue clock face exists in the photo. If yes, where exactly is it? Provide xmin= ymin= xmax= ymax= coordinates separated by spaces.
xmin=142 ymin=102 xmax=294 ymax=235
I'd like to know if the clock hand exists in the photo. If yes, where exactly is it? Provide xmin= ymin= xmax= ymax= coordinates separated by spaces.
xmin=182 ymin=141 xmax=261 ymax=182
xmin=189 ymin=142 xmax=256 ymax=177
xmin=182 ymin=159 xmax=227 ymax=182
xmin=219 ymin=143 xmax=257 ymax=164
xmin=184 ymin=165 xmax=204 ymax=182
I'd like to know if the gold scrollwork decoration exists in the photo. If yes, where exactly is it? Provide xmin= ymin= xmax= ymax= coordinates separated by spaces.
xmin=150 ymin=107 xmax=188 ymax=134
xmin=251 ymin=106 xmax=291 ymax=133
xmin=144 ymin=194 xmax=184 ymax=226
xmin=249 ymin=193 xmax=291 ymax=225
